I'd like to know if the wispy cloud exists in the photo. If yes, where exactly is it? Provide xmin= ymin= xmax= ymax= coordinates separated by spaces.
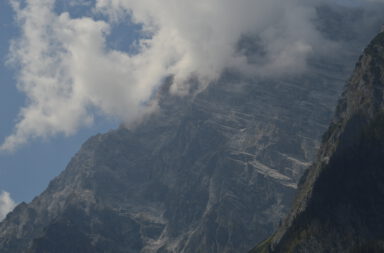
xmin=0 ymin=191 xmax=16 ymax=221
xmin=1 ymin=0 xmax=383 ymax=151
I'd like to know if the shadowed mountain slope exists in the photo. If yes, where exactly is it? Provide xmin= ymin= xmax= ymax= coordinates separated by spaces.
xmin=252 ymin=32 xmax=384 ymax=253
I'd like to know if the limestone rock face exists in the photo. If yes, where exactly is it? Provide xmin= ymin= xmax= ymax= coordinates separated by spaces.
xmin=252 ymin=32 xmax=384 ymax=253
xmin=0 ymin=71 xmax=335 ymax=253
xmin=0 ymin=67 xmax=347 ymax=253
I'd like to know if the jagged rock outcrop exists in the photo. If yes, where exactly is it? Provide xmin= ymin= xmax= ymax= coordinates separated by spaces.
xmin=252 ymin=32 xmax=384 ymax=253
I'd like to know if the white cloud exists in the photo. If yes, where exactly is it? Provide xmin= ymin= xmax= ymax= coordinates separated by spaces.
xmin=3 ymin=0 xmax=160 ymax=151
xmin=95 ymin=0 xmax=328 ymax=81
xmin=1 ymin=0 xmax=383 ymax=151
xmin=0 ymin=191 xmax=16 ymax=221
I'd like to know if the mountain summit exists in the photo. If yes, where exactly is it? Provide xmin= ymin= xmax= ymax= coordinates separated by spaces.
xmin=252 ymin=32 xmax=384 ymax=253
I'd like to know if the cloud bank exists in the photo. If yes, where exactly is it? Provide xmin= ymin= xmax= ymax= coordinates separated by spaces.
xmin=1 ymin=0 xmax=383 ymax=151
xmin=0 ymin=191 xmax=16 ymax=221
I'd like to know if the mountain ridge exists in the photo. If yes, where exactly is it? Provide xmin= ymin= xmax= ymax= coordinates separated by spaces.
xmin=251 ymin=31 xmax=384 ymax=253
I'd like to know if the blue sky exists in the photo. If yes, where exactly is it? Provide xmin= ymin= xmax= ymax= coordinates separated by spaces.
xmin=0 ymin=0 xmax=150 ymax=204
xmin=0 ymin=0 xmax=117 ymax=203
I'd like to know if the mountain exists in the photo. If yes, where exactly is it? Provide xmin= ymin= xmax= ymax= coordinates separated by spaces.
xmin=0 ymin=61 xmax=352 ymax=253
xmin=251 ymin=32 xmax=384 ymax=253
xmin=0 ymin=6 xmax=382 ymax=253
xmin=0 ymin=67 xmax=345 ymax=253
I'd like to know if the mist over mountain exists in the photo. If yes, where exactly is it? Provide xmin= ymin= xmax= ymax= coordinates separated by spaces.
xmin=2 ymin=0 xmax=384 ymax=151
xmin=1 ymin=1 xmax=384 ymax=253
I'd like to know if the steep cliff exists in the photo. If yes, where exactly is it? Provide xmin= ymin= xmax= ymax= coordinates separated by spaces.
xmin=0 ymin=66 xmax=344 ymax=253
xmin=252 ymin=32 xmax=384 ymax=253
xmin=0 ymin=52 xmax=357 ymax=253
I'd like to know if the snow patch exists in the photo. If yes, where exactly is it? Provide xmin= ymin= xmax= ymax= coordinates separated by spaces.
xmin=249 ymin=161 xmax=297 ymax=189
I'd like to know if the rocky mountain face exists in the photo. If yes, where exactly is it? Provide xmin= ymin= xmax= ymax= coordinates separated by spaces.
xmin=0 ymin=66 xmax=344 ymax=253
xmin=0 ymin=6 xmax=382 ymax=253
xmin=251 ymin=32 xmax=384 ymax=253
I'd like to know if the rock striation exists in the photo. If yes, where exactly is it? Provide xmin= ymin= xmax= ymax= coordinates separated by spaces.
xmin=0 ymin=63 xmax=351 ymax=253
xmin=252 ymin=32 xmax=384 ymax=253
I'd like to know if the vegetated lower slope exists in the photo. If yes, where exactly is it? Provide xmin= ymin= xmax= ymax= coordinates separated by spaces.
xmin=252 ymin=32 xmax=384 ymax=253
